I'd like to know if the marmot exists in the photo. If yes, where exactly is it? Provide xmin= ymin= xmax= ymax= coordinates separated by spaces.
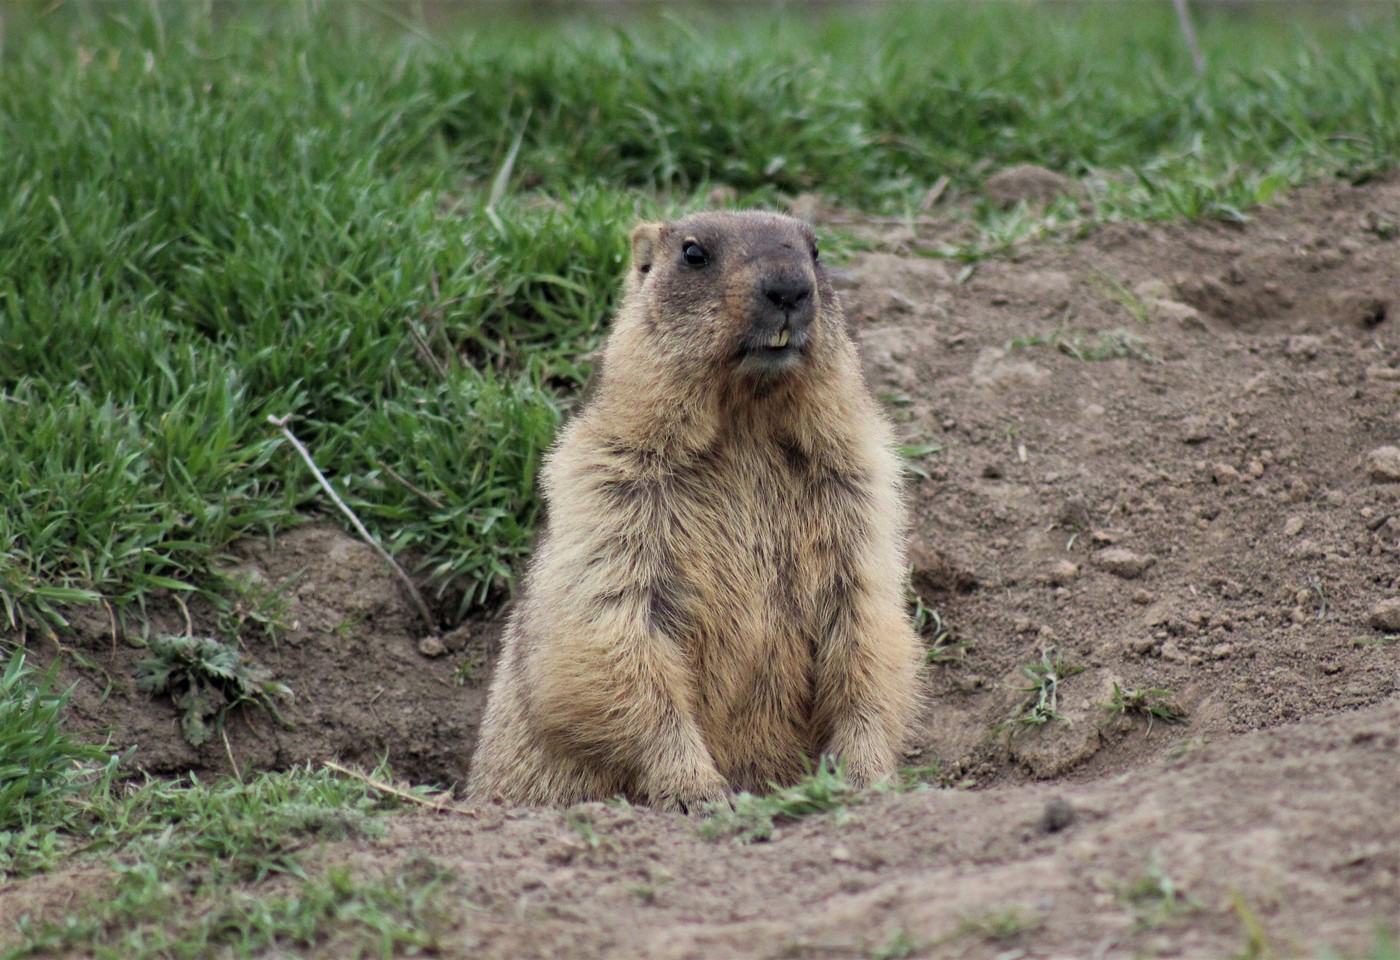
xmin=468 ymin=211 xmax=921 ymax=811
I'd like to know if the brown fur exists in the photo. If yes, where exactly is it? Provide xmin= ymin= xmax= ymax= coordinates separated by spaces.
xmin=468 ymin=211 xmax=921 ymax=811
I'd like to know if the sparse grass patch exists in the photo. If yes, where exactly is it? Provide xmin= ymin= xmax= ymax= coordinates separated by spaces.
xmin=0 ymin=653 xmax=118 ymax=875
xmin=1099 ymin=681 xmax=1189 ymax=732
xmin=868 ymin=928 xmax=918 ymax=960
xmin=1090 ymin=269 xmax=1152 ymax=325
xmin=999 ymin=646 xmax=1084 ymax=736
xmin=1120 ymin=855 xmax=1198 ymax=930
xmin=4 ymin=761 xmax=445 ymax=956
xmin=956 ymin=906 xmax=1044 ymax=943
xmin=564 ymin=808 xmax=605 ymax=851
xmin=898 ymin=442 xmax=944 ymax=480
xmin=13 ymin=858 xmax=458 ymax=960
xmin=906 ymin=582 xmax=971 ymax=665
xmin=1230 ymin=891 xmax=1277 ymax=960
xmin=1007 ymin=327 xmax=1154 ymax=363
xmin=700 ymin=758 xmax=859 ymax=844
xmin=891 ymin=764 xmax=942 ymax=792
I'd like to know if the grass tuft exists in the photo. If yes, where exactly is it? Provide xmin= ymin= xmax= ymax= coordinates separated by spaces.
xmin=0 ymin=653 xmax=117 ymax=874
xmin=999 ymin=646 xmax=1085 ymax=735
xmin=1099 ymin=681 xmax=1189 ymax=733
xmin=700 ymin=758 xmax=859 ymax=844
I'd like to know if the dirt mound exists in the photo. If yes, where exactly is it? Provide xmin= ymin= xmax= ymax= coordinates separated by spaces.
xmin=847 ymin=176 xmax=1400 ymax=788
xmin=16 ymin=176 xmax=1400 ymax=956
xmin=338 ymin=697 xmax=1398 ymax=959
xmin=46 ymin=525 xmax=493 ymax=787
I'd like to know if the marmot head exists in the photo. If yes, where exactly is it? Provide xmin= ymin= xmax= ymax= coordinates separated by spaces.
xmin=618 ymin=211 xmax=842 ymax=388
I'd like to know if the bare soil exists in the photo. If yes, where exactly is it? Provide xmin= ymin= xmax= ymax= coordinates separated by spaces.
xmin=7 ymin=176 xmax=1400 ymax=958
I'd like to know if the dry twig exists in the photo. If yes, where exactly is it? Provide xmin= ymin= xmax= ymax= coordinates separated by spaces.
xmin=267 ymin=414 xmax=437 ymax=629
xmin=324 ymin=760 xmax=459 ymax=813
xmin=1173 ymin=0 xmax=1206 ymax=75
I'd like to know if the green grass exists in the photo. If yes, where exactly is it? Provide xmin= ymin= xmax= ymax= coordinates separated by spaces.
xmin=2 ymin=760 xmax=452 ymax=956
xmin=0 ymin=653 xmax=117 ymax=873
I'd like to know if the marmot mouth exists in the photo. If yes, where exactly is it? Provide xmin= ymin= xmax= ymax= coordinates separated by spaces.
xmin=736 ymin=326 xmax=808 ymax=377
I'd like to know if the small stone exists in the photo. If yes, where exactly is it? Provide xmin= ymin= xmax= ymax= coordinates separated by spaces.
xmin=1014 ymin=617 xmax=1036 ymax=634
xmin=543 ymin=839 xmax=585 ymax=866
xmin=1291 ymin=539 xmax=1324 ymax=560
xmin=1144 ymin=298 xmax=1201 ymax=326
xmin=1245 ymin=459 xmax=1265 ymax=479
xmin=1212 ymin=463 xmax=1241 ymax=484
xmin=1180 ymin=417 xmax=1213 ymax=444
xmin=1160 ymin=641 xmax=1188 ymax=663
xmin=1045 ymin=560 xmax=1080 ymax=587
xmin=1365 ymin=446 xmax=1400 ymax=483
xmin=1210 ymin=643 xmax=1234 ymax=660
xmin=1131 ymin=590 xmax=1155 ymax=605
xmin=1129 ymin=636 xmax=1158 ymax=655
xmin=1283 ymin=335 xmax=1322 ymax=359
xmin=1283 ymin=516 xmax=1305 ymax=537
xmin=1039 ymin=797 xmax=1076 ymax=834
xmin=417 ymin=634 xmax=447 ymax=657
xmin=1096 ymin=548 xmax=1156 ymax=580
xmin=1369 ymin=598 xmax=1400 ymax=632
xmin=985 ymin=164 xmax=1074 ymax=208
xmin=1133 ymin=279 xmax=1172 ymax=301
xmin=830 ymin=845 xmax=852 ymax=862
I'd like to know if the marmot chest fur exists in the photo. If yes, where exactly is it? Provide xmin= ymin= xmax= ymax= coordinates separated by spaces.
xmin=469 ymin=211 xmax=921 ymax=811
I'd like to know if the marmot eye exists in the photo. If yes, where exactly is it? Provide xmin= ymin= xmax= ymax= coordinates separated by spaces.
xmin=811 ymin=242 xmax=820 ymax=262
xmin=682 ymin=241 xmax=710 ymax=267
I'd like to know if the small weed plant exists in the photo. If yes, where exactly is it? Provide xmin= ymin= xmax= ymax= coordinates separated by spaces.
xmin=135 ymin=634 xmax=293 ymax=747
xmin=957 ymin=906 xmax=1044 ymax=943
xmin=906 ymin=582 xmax=971 ymax=664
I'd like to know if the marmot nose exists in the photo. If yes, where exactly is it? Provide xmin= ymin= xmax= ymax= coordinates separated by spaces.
xmin=763 ymin=278 xmax=812 ymax=313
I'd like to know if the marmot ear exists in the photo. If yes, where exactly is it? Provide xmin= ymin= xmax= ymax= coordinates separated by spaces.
xmin=630 ymin=222 xmax=662 ymax=277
